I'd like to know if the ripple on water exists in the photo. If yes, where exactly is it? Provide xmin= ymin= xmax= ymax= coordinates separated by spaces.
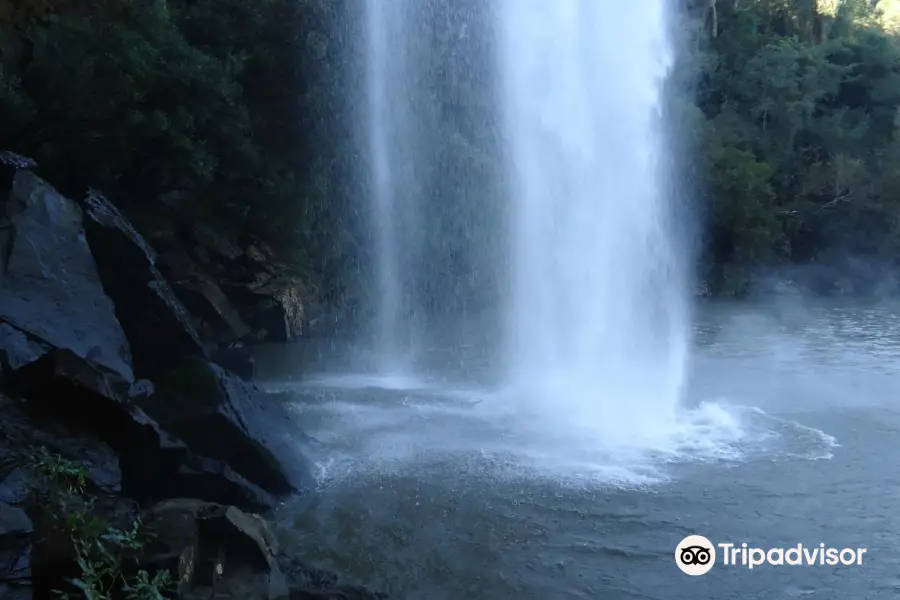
xmin=280 ymin=376 xmax=839 ymax=491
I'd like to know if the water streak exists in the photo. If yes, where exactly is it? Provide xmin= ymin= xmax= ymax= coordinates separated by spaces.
xmin=364 ymin=0 xmax=421 ymax=374
xmin=499 ymin=1 xmax=691 ymax=444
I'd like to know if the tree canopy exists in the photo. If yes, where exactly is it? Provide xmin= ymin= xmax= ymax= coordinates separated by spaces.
xmin=687 ymin=0 xmax=900 ymax=294
xmin=2 ymin=0 xmax=900 ymax=310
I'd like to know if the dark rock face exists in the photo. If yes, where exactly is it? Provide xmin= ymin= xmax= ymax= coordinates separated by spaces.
xmin=81 ymin=189 xmax=208 ymax=381
xmin=144 ymin=358 xmax=310 ymax=495
xmin=159 ymin=223 xmax=310 ymax=343
xmin=0 ymin=171 xmax=134 ymax=382
xmin=157 ymin=248 xmax=252 ymax=345
xmin=3 ymin=348 xmax=278 ymax=513
xmin=143 ymin=498 xmax=287 ymax=600
xmin=0 ymin=393 xmax=122 ymax=499
xmin=0 ymin=173 xmax=307 ymax=513
xmin=0 ymin=162 xmax=384 ymax=598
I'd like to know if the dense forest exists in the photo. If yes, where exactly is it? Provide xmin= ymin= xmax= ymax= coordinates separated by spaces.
xmin=685 ymin=0 xmax=900 ymax=295
xmin=3 ymin=0 xmax=900 ymax=312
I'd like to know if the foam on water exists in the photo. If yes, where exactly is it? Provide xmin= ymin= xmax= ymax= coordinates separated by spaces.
xmin=282 ymin=379 xmax=838 ymax=490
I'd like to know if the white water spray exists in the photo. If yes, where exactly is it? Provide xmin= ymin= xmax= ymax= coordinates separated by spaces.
xmin=364 ymin=0 xmax=422 ymax=374
xmin=499 ymin=1 xmax=691 ymax=445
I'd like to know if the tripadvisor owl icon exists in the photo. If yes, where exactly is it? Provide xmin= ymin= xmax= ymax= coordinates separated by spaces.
xmin=676 ymin=535 xmax=716 ymax=576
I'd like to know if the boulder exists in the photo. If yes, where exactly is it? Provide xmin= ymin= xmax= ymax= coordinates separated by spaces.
xmin=141 ymin=358 xmax=311 ymax=497
xmin=229 ymin=238 xmax=307 ymax=343
xmin=173 ymin=224 xmax=310 ymax=343
xmin=0 ymin=323 xmax=50 ymax=375
xmin=0 ymin=171 xmax=134 ymax=382
xmin=2 ymin=347 xmax=279 ymax=513
xmin=141 ymin=499 xmax=388 ymax=600
xmin=141 ymin=498 xmax=288 ymax=600
xmin=157 ymin=248 xmax=252 ymax=345
xmin=81 ymin=189 xmax=208 ymax=381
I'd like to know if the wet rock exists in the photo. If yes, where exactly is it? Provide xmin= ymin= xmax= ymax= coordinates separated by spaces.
xmin=142 ymin=358 xmax=310 ymax=497
xmin=179 ymin=227 xmax=309 ymax=343
xmin=142 ymin=498 xmax=288 ymax=600
xmin=245 ymin=275 xmax=306 ymax=343
xmin=158 ymin=249 xmax=251 ymax=345
xmin=0 ymin=172 xmax=134 ymax=382
xmin=81 ymin=189 xmax=208 ymax=380
xmin=212 ymin=343 xmax=256 ymax=380
xmin=2 ymin=350 xmax=278 ymax=512
xmin=160 ymin=456 xmax=277 ymax=513
xmin=0 ymin=323 xmax=49 ymax=375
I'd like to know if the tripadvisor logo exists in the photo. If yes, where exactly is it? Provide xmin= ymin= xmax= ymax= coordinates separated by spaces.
xmin=675 ymin=535 xmax=868 ymax=575
xmin=675 ymin=535 xmax=716 ymax=576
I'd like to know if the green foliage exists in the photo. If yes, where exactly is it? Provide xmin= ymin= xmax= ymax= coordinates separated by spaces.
xmin=690 ymin=0 xmax=900 ymax=293
xmin=6 ymin=0 xmax=900 ymax=303
xmin=0 ymin=0 xmax=349 ymax=282
xmin=26 ymin=447 xmax=172 ymax=600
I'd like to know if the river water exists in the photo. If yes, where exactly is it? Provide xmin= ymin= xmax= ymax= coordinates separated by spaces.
xmin=255 ymin=299 xmax=900 ymax=599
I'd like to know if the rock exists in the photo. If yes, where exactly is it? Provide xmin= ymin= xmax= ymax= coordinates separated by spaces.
xmin=0 ymin=153 xmax=36 ymax=287
xmin=2 ymin=349 xmax=279 ymax=512
xmin=0 ymin=154 xmax=35 ymax=171
xmin=191 ymin=223 xmax=244 ymax=262
xmin=244 ymin=275 xmax=307 ymax=343
xmin=158 ymin=249 xmax=252 ymax=345
xmin=0 ymin=502 xmax=32 ymax=586
xmin=0 ymin=153 xmax=36 ymax=183
xmin=141 ymin=498 xmax=288 ymax=600
xmin=160 ymin=456 xmax=277 ymax=513
xmin=179 ymin=227 xmax=310 ymax=343
xmin=0 ymin=171 xmax=134 ymax=382
xmin=0 ymin=392 xmax=122 ymax=498
xmin=0 ymin=584 xmax=31 ymax=600
xmin=212 ymin=343 xmax=256 ymax=380
xmin=141 ymin=358 xmax=310 ymax=497
xmin=0 ymin=503 xmax=32 ymax=537
xmin=0 ymin=323 xmax=49 ymax=375
xmin=81 ymin=189 xmax=208 ymax=380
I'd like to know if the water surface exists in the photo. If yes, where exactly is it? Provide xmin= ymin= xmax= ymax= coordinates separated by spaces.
xmin=256 ymin=300 xmax=900 ymax=599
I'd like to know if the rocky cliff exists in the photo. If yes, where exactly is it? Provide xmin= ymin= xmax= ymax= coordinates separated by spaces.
xmin=0 ymin=153 xmax=383 ymax=600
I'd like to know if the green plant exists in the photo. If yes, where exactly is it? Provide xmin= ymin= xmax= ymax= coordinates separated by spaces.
xmin=26 ymin=447 xmax=173 ymax=600
xmin=31 ymin=446 xmax=88 ymax=494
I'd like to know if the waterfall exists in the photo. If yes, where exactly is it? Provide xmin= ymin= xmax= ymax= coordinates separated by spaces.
xmin=364 ymin=0 xmax=420 ymax=373
xmin=498 ymin=1 xmax=690 ymax=443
